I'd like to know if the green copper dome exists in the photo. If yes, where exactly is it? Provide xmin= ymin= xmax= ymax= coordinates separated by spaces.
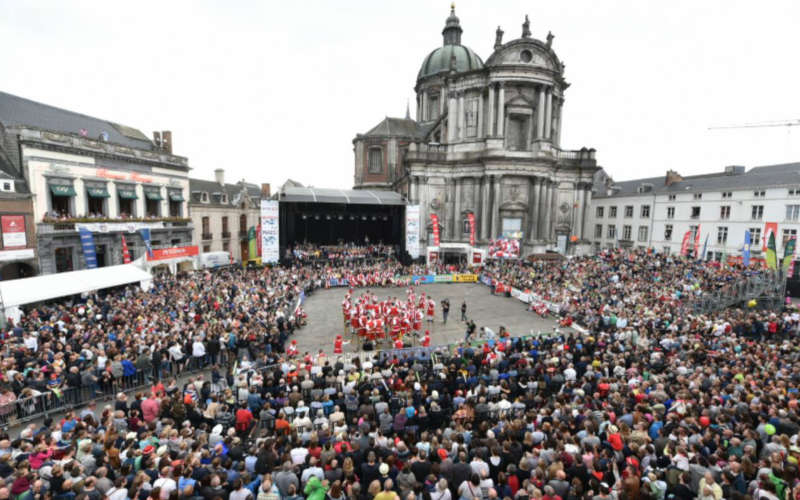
xmin=417 ymin=44 xmax=484 ymax=81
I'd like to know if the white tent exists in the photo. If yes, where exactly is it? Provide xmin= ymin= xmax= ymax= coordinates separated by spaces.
xmin=0 ymin=263 xmax=153 ymax=309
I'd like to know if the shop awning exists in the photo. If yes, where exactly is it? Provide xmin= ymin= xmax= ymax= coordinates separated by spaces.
xmin=144 ymin=190 xmax=163 ymax=201
xmin=168 ymin=191 xmax=184 ymax=202
xmin=87 ymin=187 xmax=110 ymax=198
xmin=117 ymin=187 xmax=138 ymax=199
xmin=49 ymin=184 xmax=76 ymax=197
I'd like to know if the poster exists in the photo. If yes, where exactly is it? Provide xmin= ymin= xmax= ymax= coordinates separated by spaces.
xmin=430 ymin=214 xmax=440 ymax=246
xmin=405 ymin=205 xmax=420 ymax=259
xmin=1 ymin=215 xmax=26 ymax=248
xmin=147 ymin=245 xmax=199 ymax=261
xmin=261 ymin=200 xmax=279 ymax=264
xmin=557 ymin=234 xmax=568 ymax=255
xmin=79 ymin=228 xmax=98 ymax=269
xmin=467 ymin=213 xmax=476 ymax=247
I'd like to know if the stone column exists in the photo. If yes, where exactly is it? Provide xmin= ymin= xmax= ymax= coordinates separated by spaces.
xmin=477 ymin=91 xmax=484 ymax=138
xmin=545 ymin=89 xmax=553 ymax=140
xmin=487 ymin=85 xmax=496 ymax=137
xmin=457 ymin=93 xmax=465 ymax=141
xmin=526 ymin=177 xmax=538 ymax=242
xmin=497 ymin=84 xmax=505 ymax=138
xmin=447 ymin=92 xmax=457 ymax=143
xmin=453 ymin=177 xmax=462 ymax=241
xmin=422 ymin=92 xmax=428 ymax=121
xmin=416 ymin=95 xmax=421 ymax=121
xmin=549 ymin=180 xmax=558 ymax=239
xmin=542 ymin=180 xmax=552 ymax=241
xmin=411 ymin=176 xmax=419 ymax=204
xmin=480 ymin=176 xmax=490 ymax=241
xmin=440 ymin=89 xmax=446 ymax=117
xmin=492 ymin=175 xmax=502 ymax=239
xmin=537 ymin=86 xmax=546 ymax=139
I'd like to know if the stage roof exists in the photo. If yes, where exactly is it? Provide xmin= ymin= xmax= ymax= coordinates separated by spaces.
xmin=279 ymin=187 xmax=405 ymax=206
xmin=0 ymin=264 xmax=152 ymax=308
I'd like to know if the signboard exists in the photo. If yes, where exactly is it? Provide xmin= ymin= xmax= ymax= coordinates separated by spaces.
xmin=76 ymin=222 xmax=165 ymax=233
xmin=1 ymin=216 xmax=26 ymax=248
xmin=453 ymin=273 xmax=478 ymax=283
xmin=147 ymin=245 xmax=199 ymax=261
xmin=557 ymin=234 xmax=568 ymax=255
xmin=430 ymin=214 xmax=440 ymax=246
xmin=405 ymin=205 xmax=420 ymax=259
xmin=79 ymin=228 xmax=98 ymax=269
xmin=0 ymin=248 xmax=34 ymax=262
xmin=261 ymin=200 xmax=279 ymax=264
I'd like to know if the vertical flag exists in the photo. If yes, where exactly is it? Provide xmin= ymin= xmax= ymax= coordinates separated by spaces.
xmin=699 ymin=234 xmax=709 ymax=262
xmin=121 ymin=235 xmax=131 ymax=264
xmin=693 ymin=225 xmax=701 ymax=258
xmin=139 ymin=228 xmax=154 ymax=259
xmin=763 ymin=222 xmax=778 ymax=251
xmin=743 ymin=229 xmax=751 ymax=267
xmin=766 ymin=230 xmax=778 ymax=270
xmin=248 ymin=226 xmax=257 ymax=261
xmin=79 ymin=228 xmax=98 ymax=269
xmin=255 ymin=223 xmax=262 ymax=256
xmin=430 ymin=214 xmax=440 ymax=246
xmin=680 ymin=231 xmax=692 ymax=256
xmin=467 ymin=213 xmax=476 ymax=246
xmin=782 ymin=236 xmax=796 ymax=273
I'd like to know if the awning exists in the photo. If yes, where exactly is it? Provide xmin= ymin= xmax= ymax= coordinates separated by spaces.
xmin=280 ymin=186 xmax=406 ymax=205
xmin=144 ymin=190 xmax=163 ymax=201
xmin=117 ymin=187 xmax=138 ymax=199
xmin=49 ymin=184 xmax=76 ymax=197
xmin=87 ymin=187 xmax=110 ymax=198
xmin=168 ymin=191 xmax=184 ymax=202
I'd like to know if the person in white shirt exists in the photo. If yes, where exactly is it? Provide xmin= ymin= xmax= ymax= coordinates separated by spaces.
xmin=290 ymin=445 xmax=308 ymax=465
xmin=153 ymin=467 xmax=177 ymax=499
xmin=23 ymin=333 xmax=38 ymax=352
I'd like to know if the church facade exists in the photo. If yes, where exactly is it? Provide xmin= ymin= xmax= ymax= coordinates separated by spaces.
xmin=353 ymin=7 xmax=600 ymax=256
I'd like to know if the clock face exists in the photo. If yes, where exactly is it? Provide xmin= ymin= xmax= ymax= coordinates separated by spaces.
xmin=430 ymin=198 xmax=442 ymax=210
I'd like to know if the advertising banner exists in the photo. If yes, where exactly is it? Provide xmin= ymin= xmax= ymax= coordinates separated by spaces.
xmin=405 ymin=205 xmax=420 ymax=259
xmin=261 ymin=200 xmax=279 ymax=264
xmin=1 ymin=215 xmax=26 ymax=248
xmin=430 ymin=214 xmax=440 ymax=246
xmin=764 ymin=222 xmax=778 ymax=252
xmin=147 ymin=245 xmax=199 ymax=261
xmin=453 ymin=274 xmax=478 ymax=283
xmin=680 ymin=231 xmax=691 ymax=256
xmin=434 ymin=274 xmax=453 ymax=283
xmin=467 ymin=213 xmax=476 ymax=247
xmin=248 ymin=226 xmax=257 ymax=260
xmin=121 ymin=235 xmax=131 ymax=264
xmin=76 ymin=222 xmax=164 ymax=233
xmin=139 ymin=228 xmax=154 ymax=258
xmin=79 ymin=228 xmax=98 ymax=269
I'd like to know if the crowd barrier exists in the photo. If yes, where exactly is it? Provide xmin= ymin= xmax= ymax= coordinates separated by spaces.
xmin=323 ymin=273 xmax=479 ymax=288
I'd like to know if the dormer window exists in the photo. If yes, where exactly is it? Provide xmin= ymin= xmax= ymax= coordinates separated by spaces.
xmin=221 ymin=194 xmax=228 ymax=204
xmin=1 ymin=182 xmax=12 ymax=192
xmin=201 ymin=192 xmax=209 ymax=203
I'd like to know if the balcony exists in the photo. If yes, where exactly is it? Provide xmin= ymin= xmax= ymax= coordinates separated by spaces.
xmin=404 ymin=141 xmax=597 ymax=167
xmin=221 ymin=231 xmax=231 ymax=239
xmin=239 ymin=229 xmax=249 ymax=239
xmin=201 ymin=232 xmax=212 ymax=241
xmin=38 ymin=216 xmax=193 ymax=234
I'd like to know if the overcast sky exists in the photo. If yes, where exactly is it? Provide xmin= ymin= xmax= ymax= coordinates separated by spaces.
xmin=2 ymin=0 xmax=799 ymax=188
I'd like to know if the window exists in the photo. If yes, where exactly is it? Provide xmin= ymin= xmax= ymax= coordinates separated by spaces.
xmin=1 ymin=182 xmax=10 ymax=192
xmin=202 ymin=217 xmax=211 ymax=240
xmin=720 ymin=206 xmax=731 ymax=220
xmin=637 ymin=226 xmax=648 ymax=242
xmin=594 ymin=224 xmax=603 ymax=238
xmin=622 ymin=225 xmax=632 ymax=240
xmin=220 ymin=194 xmax=228 ymax=204
xmin=240 ymin=214 xmax=248 ymax=234
xmin=428 ymin=95 xmax=439 ymax=120
xmin=596 ymin=206 xmax=604 ymax=218
xmin=624 ymin=206 xmax=633 ymax=218
xmin=55 ymin=247 xmax=73 ymax=273
xmin=609 ymin=206 xmax=617 ymax=218
xmin=368 ymin=148 xmax=383 ymax=173
xmin=203 ymin=245 xmax=211 ymax=253
xmin=664 ymin=224 xmax=673 ymax=241
xmin=221 ymin=216 xmax=230 ymax=238
xmin=693 ymin=193 xmax=702 ymax=200
xmin=501 ymin=217 xmax=523 ymax=239
xmin=749 ymin=228 xmax=762 ymax=246
xmin=607 ymin=225 xmax=616 ymax=239
xmin=754 ymin=190 xmax=765 ymax=197
xmin=201 ymin=192 xmax=209 ymax=203
xmin=49 ymin=183 xmax=75 ymax=217
xmin=662 ymin=246 xmax=671 ymax=255
xmin=721 ymin=191 xmax=732 ymax=199
xmin=222 ymin=241 xmax=230 ymax=253
xmin=790 ymin=188 xmax=800 ymax=196
xmin=86 ymin=184 xmax=109 ymax=216
xmin=690 ymin=206 xmax=701 ymax=219
xmin=465 ymin=98 xmax=478 ymax=137
xmin=666 ymin=207 xmax=675 ymax=219
xmin=118 ymin=185 xmax=137 ymax=217
xmin=783 ymin=229 xmax=797 ymax=248
xmin=640 ymin=205 xmax=650 ymax=218
xmin=787 ymin=205 xmax=800 ymax=221
xmin=717 ymin=226 xmax=728 ymax=244
xmin=668 ymin=195 xmax=676 ymax=201
xmin=144 ymin=188 xmax=162 ymax=217
xmin=751 ymin=205 xmax=764 ymax=220
xmin=689 ymin=225 xmax=699 ymax=240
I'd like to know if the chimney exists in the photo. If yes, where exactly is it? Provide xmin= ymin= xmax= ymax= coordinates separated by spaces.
xmin=665 ymin=170 xmax=683 ymax=186
xmin=214 ymin=169 xmax=225 ymax=185
xmin=153 ymin=131 xmax=162 ymax=149
xmin=261 ymin=183 xmax=271 ymax=198
xmin=161 ymin=131 xmax=172 ymax=154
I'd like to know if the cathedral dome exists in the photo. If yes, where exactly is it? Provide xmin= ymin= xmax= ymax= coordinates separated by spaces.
xmin=417 ymin=5 xmax=484 ymax=82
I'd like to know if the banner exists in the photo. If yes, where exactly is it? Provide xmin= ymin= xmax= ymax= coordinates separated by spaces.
xmin=453 ymin=274 xmax=478 ymax=283
xmin=255 ymin=223 xmax=262 ymax=257
xmin=121 ymin=235 xmax=131 ymax=264
xmin=766 ymin=230 xmax=778 ymax=270
xmin=147 ymin=245 xmax=198 ymax=261
xmin=743 ymin=230 xmax=751 ymax=267
xmin=467 ymin=213 xmax=476 ymax=247
xmin=488 ymin=238 xmax=520 ymax=258
xmin=764 ymin=222 xmax=778 ymax=252
xmin=76 ymin=222 xmax=165 ymax=233
xmin=699 ymin=234 xmax=709 ymax=262
xmin=693 ymin=225 xmax=701 ymax=257
xmin=430 ymin=214 xmax=440 ymax=246
xmin=1 ymin=216 xmax=26 ymax=248
xmin=248 ymin=226 xmax=257 ymax=261
xmin=79 ymin=228 xmax=98 ymax=269
xmin=139 ymin=228 xmax=154 ymax=258
xmin=783 ymin=236 xmax=796 ymax=273
xmin=260 ymin=200 xmax=279 ymax=264
xmin=680 ymin=231 xmax=691 ymax=256
xmin=405 ymin=205 xmax=420 ymax=259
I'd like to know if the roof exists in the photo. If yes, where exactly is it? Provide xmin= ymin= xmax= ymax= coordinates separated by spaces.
xmin=363 ymin=117 xmax=428 ymax=138
xmin=0 ymin=91 xmax=154 ymax=151
xmin=279 ymin=186 xmax=405 ymax=206
xmin=0 ymin=263 xmax=152 ymax=309
xmin=418 ymin=44 xmax=484 ymax=80
xmin=189 ymin=177 xmax=261 ymax=207
xmin=595 ymin=162 xmax=800 ymax=199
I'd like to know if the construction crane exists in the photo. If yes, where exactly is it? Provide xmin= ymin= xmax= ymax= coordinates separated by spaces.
xmin=708 ymin=119 xmax=800 ymax=130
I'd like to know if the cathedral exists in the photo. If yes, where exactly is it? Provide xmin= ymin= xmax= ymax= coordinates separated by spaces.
xmin=353 ymin=6 xmax=600 ymax=256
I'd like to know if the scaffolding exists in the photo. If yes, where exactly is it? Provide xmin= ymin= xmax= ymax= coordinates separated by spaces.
xmin=687 ymin=271 xmax=785 ymax=315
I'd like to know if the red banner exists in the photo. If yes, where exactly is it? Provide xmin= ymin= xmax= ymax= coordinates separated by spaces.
xmin=121 ymin=235 xmax=131 ymax=264
xmin=693 ymin=224 xmax=701 ymax=256
xmin=764 ymin=222 xmax=778 ymax=252
xmin=430 ymin=214 xmax=440 ymax=246
xmin=146 ymin=245 xmax=199 ymax=261
xmin=680 ymin=231 xmax=692 ymax=256
xmin=1 ymin=215 xmax=26 ymax=248
xmin=467 ymin=213 xmax=476 ymax=246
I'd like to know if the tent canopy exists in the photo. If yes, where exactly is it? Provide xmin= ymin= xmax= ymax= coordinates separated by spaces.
xmin=0 ymin=264 xmax=152 ymax=308
xmin=279 ymin=187 xmax=405 ymax=205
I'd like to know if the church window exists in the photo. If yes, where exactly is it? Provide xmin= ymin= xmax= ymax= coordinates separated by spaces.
xmin=368 ymin=148 xmax=383 ymax=173
xmin=520 ymin=50 xmax=533 ymax=63
xmin=465 ymin=98 xmax=479 ymax=137
xmin=429 ymin=96 xmax=439 ymax=120
xmin=507 ymin=115 xmax=529 ymax=151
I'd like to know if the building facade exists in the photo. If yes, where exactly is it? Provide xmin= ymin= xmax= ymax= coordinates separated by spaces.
xmin=588 ymin=163 xmax=800 ymax=264
xmin=189 ymin=169 xmax=265 ymax=263
xmin=353 ymin=8 xmax=599 ymax=256
xmin=0 ymin=91 xmax=192 ymax=274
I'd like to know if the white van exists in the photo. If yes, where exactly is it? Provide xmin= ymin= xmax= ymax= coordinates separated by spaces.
xmin=197 ymin=251 xmax=233 ymax=269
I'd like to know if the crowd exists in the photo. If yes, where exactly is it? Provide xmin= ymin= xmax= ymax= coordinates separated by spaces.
xmin=287 ymin=245 xmax=397 ymax=266
xmin=0 ymin=246 xmax=797 ymax=500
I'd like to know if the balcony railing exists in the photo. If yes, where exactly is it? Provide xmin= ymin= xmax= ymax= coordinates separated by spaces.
xmin=222 ymin=231 xmax=231 ymax=239
xmin=38 ymin=217 xmax=193 ymax=234
xmin=202 ymin=232 xmax=213 ymax=241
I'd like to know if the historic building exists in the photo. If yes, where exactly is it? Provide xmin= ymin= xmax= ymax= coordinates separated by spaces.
xmin=188 ymin=169 xmax=265 ymax=263
xmin=0 ymin=91 xmax=193 ymax=274
xmin=353 ymin=7 xmax=600 ymax=256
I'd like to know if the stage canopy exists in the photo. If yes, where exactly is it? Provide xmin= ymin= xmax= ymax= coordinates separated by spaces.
xmin=280 ymin=187 xmax=405 ymax=205
xmin=0 ymin=263 xmax=152 ymax=309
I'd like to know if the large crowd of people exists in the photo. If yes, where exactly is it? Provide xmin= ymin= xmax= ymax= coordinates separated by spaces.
xmin=0 ymin=245 xmax=796 ymax=500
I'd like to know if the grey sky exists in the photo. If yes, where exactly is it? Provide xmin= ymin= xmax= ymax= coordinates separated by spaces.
xmin=2 ymin=0 xmax=798 ymax=188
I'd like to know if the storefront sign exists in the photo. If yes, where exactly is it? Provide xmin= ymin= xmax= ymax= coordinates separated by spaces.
xmin=260 ymin=200 xmax=279 ymax=264
xmin=405 ymin=205 xmax=420 ymax=259
xmin=0 ymin=248 xmax=34 ymax=262
xmin=147 ymin=245 xmax=199 ymax=261
xmin=1 ymin=216 xmax=26 ymax=248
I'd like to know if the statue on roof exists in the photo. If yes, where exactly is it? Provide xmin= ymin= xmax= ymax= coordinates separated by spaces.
xmin=546 ymin=31 xmax=554 ymax=48
xmin=494 ymin=26 xmax=504 ymax=50
xmin=522 ymin=15 xmax=531 ymax=38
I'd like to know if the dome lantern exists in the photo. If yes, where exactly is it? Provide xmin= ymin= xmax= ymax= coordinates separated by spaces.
xmin=442 ymin=3 xmax=462 ymax=46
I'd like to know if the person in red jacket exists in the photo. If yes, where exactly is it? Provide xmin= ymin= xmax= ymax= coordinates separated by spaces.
xmin=235 ymin=403 xmax=254 ymax=437
xmin=421 ymin=331 xmax=431 ymax=347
